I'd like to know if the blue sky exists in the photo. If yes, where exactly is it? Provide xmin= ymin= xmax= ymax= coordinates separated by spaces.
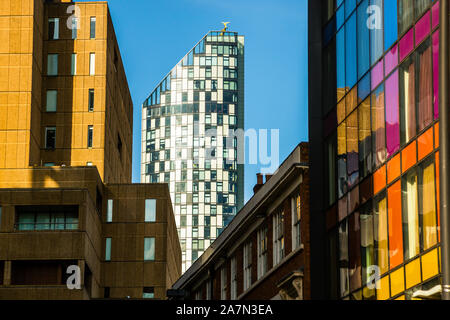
xmin=80 ymin=0 xmax=308 ymax=202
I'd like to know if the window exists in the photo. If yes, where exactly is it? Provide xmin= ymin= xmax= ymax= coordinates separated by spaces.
xmin=230 ymin=256 xmax=237 ymax=299
xmin=71 ymin=17 xmax=78 ymax=39
xmin=46 ymin=90 xmax=57 ymax=112
xmin=419 ymin=157 xmax=437 ymax=251
xmin=144 ymin=237 xmax=155 ymax=261
xmin=257 ymin=227 xmax=268 ymax=280
xmin=48 ymin=18 xmax=59 ymax=40
xmin=243 ymin=241 xmax=252 ymax=291
xmin=292 ymin=194 xmax=301 ymax=249
xmin=402 ymin=169 xmax=419 ymax=260
xmin=89 ymin=53 xmax=95 ymax=75
xmin=105 ymin=238 xmax=111 ymax=261
xmin=71 ymin=53 xmax=77 ymax=75
xmin=47 ymin=54 xmax=58 ymax=76
xmin=221 ymin=265 xmax=227 ymax=300
xmin=206 ymin=279 xmax=212 ymax=300
xmin=400 ymin=39 xmax=432 ymax=145
xmin=45 ymin=127 xmax=56 ymax=149
xmin=88 ymin=89 xmax=94 ymax=111
xmin=273 ymin=210 xmax=285 ymax=265
xmin=107 ymin=199 xmax=113 ymax=223
xmin=145 ymin=199 xmax=156 ymax=222
xmin=90 ymin=17 xmax=96 ymax=39
xmin=143 ymin=287 xmax=154 ymax=299
xmin=16 ymin=205 xmax=78 ymax=231
xmin=87 ymin=125 xmax=93 ymax=148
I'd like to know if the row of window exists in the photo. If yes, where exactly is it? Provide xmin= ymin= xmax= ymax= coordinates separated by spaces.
xmin=106 ymin=198 xmax=156 ymax=223
xmin=44 ymin=126 xmax=93 ymax=149
xmin=48 ymin=16 xmax=96 ymax=40
xmin=47 ymin=53 xmax=96 ymax=76
xmin=196 ymin=194 xmax=302 ymax=300
xmin=104 ymin=237 xmax=155 ymax=261
xmin=46 ymin=88 xmax=95 ymax=112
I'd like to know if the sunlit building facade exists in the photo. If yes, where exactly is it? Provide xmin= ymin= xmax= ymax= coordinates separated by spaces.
xmin=308 ymin=0 xmax=442 ymax=299
xmin=142 ymin=31 xmax=245 ymax=272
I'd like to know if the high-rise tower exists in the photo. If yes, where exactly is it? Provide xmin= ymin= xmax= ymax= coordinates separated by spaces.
xmin=142 ymin=31 xmax=245 ymax=272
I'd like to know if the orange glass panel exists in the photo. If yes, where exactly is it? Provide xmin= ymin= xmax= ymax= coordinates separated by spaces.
xmin=337 ymin=99 xmax=346 ymax=125
xmin=401 ymin=141 xmax=417 ymax=173
xmin=387 ymin=154 xmax=401 ymax=184
xmin=374 ymin=165 xmax=386 ymax=195
xmin=436 ymin=152 xmax=440 ymax=241
xmin=418 ymin=127 xmax=433 ymax=161
xmin=388 ymin=181 xmax=403 ymax=269
xmin=435 ymin=122 xmax=439 ymax=148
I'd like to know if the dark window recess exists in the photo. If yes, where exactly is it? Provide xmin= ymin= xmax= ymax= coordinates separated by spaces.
xmin=87 ymin=126 xmax=93 ymax=148
xmin=88 ymin=89 xmax=94 ymax=111
xmin=11 ymin=260 xmax=77 ymax=285
xmin=15 ymin=205 xmax=79 ymax=231
xmin=117 ymin=134 xmax=122 ymax=159
xmin=45 ymin=128 xmax=56 ymax=149
xmin=114 ymin=49 xmax=118 ymax=71
xmin=96 ymin=187 xmax=103 ymax=217
xmin=0 ymin=261 xmax=3 ymax=285
xmin=104 ymin=287 xmax=110 ymax=298
xmin=84 ymin=264 xmax=93 ymax=298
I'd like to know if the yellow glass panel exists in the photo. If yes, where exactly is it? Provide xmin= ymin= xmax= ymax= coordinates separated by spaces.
xmin=376 ymin=276 xmax=390 ymax=300
xmin=405 ymin=259 xmax=421 ymax=289
xmin=337 ymin=99 xmax=346 ymax=124
xmin=338 ymin=122 xmax=346 ymax=157
xmin=422 ymin=249 xmax=439 ymax=281
xmin=346 ymin=86 xmax=358 ymax=116
xmin=395 ymin=295 xmax=405 ymax=300
xmin=439 ymin=247 xmax=441 ymax=272
xmin=421 ymin=162 xmax=437 ymax=250
xmin=351 ymin=290 xmax=362 ymax=300
xmin=390 ymin=267 xmax=405 ymax=297
xmin=362 ymin=286 xmax=376 ymax=300
xmin=375 ymin=196 xmax=389 ymax=274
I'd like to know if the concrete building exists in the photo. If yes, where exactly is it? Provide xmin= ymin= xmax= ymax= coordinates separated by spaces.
xmin=0 ymin=0 xmax=181 ymax=299
xmin=308 ymin=0 xmax=442 ymax=299
xmin=141 ymin=31 xmax=245 ymax=272
xmin=170 ymin=143 xmax=309 ymax=300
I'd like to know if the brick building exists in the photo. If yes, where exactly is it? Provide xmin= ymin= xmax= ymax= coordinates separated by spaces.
xmin=170 ymin=143 xmax=309 ymax=300
xmin=0 ymin=0 xmax=181 ymax=299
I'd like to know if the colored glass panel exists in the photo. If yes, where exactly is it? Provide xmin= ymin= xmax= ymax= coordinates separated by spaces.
xmin=417 ymin=127 xmax=434 ymax=160
xmin=421 ymin=248 xmax=439 ymax=281
xmin=405 ymin=258 xmax=421 ymax=289
xmin=385 ymin=70 xmax=400 ymax=157
xmin=373 ymin=165 xmax=386 ymax=195
xmin=375 ymin=195 xmax=389 ymax=274
xmin=390 ymin=267 xmax=405 ymax=297
xmin=371 ymin=60 xmax=384 ymax=91
xmin=401 ymin=168 xmax=420 ymax=260
xmin=433 ymin=31 xmax=439 ymax=120
xmin=415 ymin=11 xmax=431 ymax=46
xmin=384 ymin=0 xmax=398 ymax=51
xmin=387 ymin=153 xmax=401 ymax=184
xmin=419 ymin=159 xmax=437 ymax=251
xmin=388 ymin=181 xmax=403 ymax=269
xmin=399 ymin=29 xmax=414 ymax=62
xmin=401 ymin=141 xmax=417 ymax=172
xmin=371 ymin=84 xmax=386 ymax=167
xmin=384 ymin=45 xmax=398 ymax=77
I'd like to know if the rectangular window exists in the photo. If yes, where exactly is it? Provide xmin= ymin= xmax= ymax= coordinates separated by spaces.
xmin=47 ymin=54 xmax=58 ymax=76
xmin=16 ymin=205 xmax=78 ymax=231
xmin=105 ymin=238 xmax=111 ymax=261
xmin=143 ymin=287 xmax=154 ymax=299
xmin=71 ymin=17 xmax=78 ymax=39
xmin=46 ymin=90 xmax=57 ymax=112
xmin=419 ymin=157 xmax=437 ymax=251
xmin=145 ymin=199 xmax=156 ymax=222
xmin=360 ymin=202 xmax=375 ymax=299
xmin=71 ymin=53 xmax=77 ymax=75
xmin=243 ymin=242 xmax=252 ymax=290
xmin=371 ymin=84 xmax=386 ymax=168
xmin=89 ymin=53 xmax=96 ymax=75
xmin=90 ymin=17 xmax=96 ymax=39
xmin=339 ymin=220 xmax=349 ymax=297
xmin=221 ymin=265 xmax=227 ymax=300
xmin=48 ymin=18 xmax=59 ymax=40
xmin=107 ymin=199 xmax=113 ymax=223
xmin=402 ymin=169 xmax=420 ymax=260
xmin=257 ymin=227 xmax=268 ymax=279
xmin=388 ymin=181 xmax=403 ymax=269
xmin=87 ymin=125 xmax=93 ymax=148
xmin=88 ymin=89 xmax=94 ymax=111
xmin=45 ymin=127 xmax=56 ymax=149
xmin=292 ymin=194 xmax=301 ymax=249
xmin=273 ymin=210 xmax=284 ymax=265
xmin=144 ymin=237 xmax=155 ymax=261
xmin=230 ymin=256 xmax=237 ymax=299
xmin=374 ymin=193 xmax=389 ymax=274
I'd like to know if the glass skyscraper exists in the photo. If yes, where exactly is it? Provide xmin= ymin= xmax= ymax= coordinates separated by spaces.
xmin=309 ymin=0 xmax=441 ymax=299
xmin=142 ymin=31 xmax=245 ymax=272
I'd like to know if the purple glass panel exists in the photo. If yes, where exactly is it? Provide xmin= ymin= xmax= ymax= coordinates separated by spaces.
xmin=432 ymin=1 xmax=440 ymax=30
xmin=371 ymin=60 xmax=384 ymax=90
xmin=384 ymin=45 xmax=398 ymax=76
xmin=433 ymin=30 xmax=439 ymax=120
xmin=415 ymin=11 xmax=430 ymax=46
xmin=385 ymin=70 xmax=400 ymax=157
xmin=399 ymin=29 xmax=414 ymax=62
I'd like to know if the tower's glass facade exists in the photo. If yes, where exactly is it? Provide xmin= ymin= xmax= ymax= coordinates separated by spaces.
xmin=142 ymin=31 xmax=245 ymax=272
xmin=318 ymin=0 xmax=441 ymax=299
